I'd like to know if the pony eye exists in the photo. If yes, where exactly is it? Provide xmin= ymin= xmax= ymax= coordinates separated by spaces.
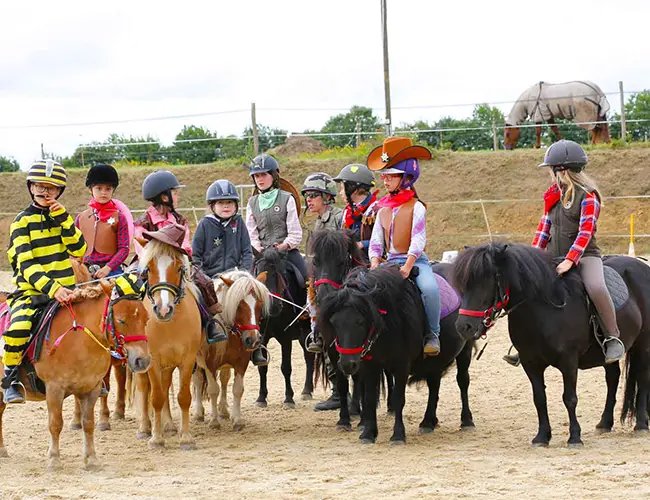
xmin=117 ymin=319 xmax=126 ymax=325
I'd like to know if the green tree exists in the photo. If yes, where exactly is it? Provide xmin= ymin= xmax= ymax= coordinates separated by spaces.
xmin=320 ymin=106 xmax=381 ymax=148
xmin=0 ymin=155 xmax=20 ymax=172
xmin=624 ymin=90 xmax=650 ymax=141
xmin=169 ymin=125 xmax=220 ymax=164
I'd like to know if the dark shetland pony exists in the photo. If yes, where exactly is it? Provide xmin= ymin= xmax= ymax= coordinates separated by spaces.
xmin=453 ymin=242 xmax=650 ymax=447
xmin=310 ymin=229 xmax=394 ymax=430
xmin=320 ymin=264 xmax=476 ymax=445
xmin=253 ymin=247 xmax=315 ymax=408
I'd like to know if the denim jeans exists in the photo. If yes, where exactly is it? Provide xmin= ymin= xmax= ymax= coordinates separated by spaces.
xmin=388 ymin=254 xmax=441 ymax=336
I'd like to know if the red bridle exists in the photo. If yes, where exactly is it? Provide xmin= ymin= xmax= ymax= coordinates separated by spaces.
xmin=334 ymin=310 xmax=387 ymax=360
xmin=231 ymin=323 xmax=260 ymax=337
xmin=102 ymin=297 xmax=148 ymax=359
xmin=314 ymin=279 xmax=342 ymax=289
xmin=458 ymin=286 xmax=511 ymax=331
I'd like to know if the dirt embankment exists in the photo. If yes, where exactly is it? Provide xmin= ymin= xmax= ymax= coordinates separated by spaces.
xmin=1 ymin=148 xmax=648 ymax=270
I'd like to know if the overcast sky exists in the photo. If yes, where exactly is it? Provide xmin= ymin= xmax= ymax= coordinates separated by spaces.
xmin=0 ymin=0 xmax=648 ymax=169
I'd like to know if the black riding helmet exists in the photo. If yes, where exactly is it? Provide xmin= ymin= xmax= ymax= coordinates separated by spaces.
xmin=142 ymin=170 xmax=185 ymax=212
xmin=538 ymin=140 xmax=588 ymax=172
xmin=86 ymin=163 xmax=119 ymax=188
xmin=248 ymin=154 xmax=280 ymax=192
xmin=334 ymin=163 xmax=376 ymax=205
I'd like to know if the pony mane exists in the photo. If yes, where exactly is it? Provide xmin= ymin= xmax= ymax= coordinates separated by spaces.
xmin=310 ymin=229 xmax=367 ymax=268
xmin=219 ymin=270 xmax=271 ymax=325
xmin=452 ymin=242 xmax=574 ymax=302
xmin=71 ymin=283 xmax=105 ymax=303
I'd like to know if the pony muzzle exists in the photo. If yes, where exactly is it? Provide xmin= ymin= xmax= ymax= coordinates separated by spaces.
xmin=153 ymin=302 xmax=174 ymax=321
xmin=455 ymin=316 xmax=482 ymax=341
xmin=338 ymin=354 xmax=361 ymax=376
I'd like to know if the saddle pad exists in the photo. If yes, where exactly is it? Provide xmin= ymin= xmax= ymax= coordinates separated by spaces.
xmin=434 ymin=273 xmax=461 ymax=319
xmin=603 ymin=265 xmax=629 ymax=311
xmin=0 ymin=302 xmax=9 ymax=339
xmin=25 ymin=300 xmax=60 ymax=363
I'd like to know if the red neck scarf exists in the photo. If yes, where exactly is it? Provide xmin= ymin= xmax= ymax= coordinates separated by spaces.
xmin=344 ymin=191 xmax=378 ymax=228
xmin=543 ymin=184 xmax=561 ymax=212
xmin=89 ymin=199 xmax=117 ymax=222
xmin=377 ymin=189 xmax=415 ymax=209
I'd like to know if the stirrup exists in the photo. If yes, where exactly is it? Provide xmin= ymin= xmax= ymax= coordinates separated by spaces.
xmin=502 ymin=345 xmax=521 ymax=367
xmin=252 ymin=345 xmax=271 ymax=367
xmin=603 ymin=336 xmax=625 ymax=363
xmin=305 ymin=332 xmax=323 ymax=353
xmin=3 ymin=381 xmax=26 ymax=404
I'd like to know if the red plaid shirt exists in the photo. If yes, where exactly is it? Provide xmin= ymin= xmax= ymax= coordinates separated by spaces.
xmin=75 ymin=210 xmax=130 ymax=271
xmin=532 ymin=188 xmax=600 ymax=264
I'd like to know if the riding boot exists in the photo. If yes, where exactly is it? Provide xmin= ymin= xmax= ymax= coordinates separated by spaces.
xmin=2 ymin=367 xmax=26 ymax=404
xmin=305 ymin=330 xmax=323 ymax=353
xmin=423 ymin=331 xmax=440 ymax=357
xmin=503 ymin=345 xmax=521 ymax=367
xmin=603 ymin=334 xmax=625 ymax=363
xmin=314 ymin=386 xmax=341 ymax=411
xmin=251 ymin=345 xmax=270 ymax=367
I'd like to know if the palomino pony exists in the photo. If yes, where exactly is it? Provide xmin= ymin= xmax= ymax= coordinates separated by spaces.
xmin=310 ymin=229 xmax=395 ymax=429
xmin=320 ymin=265 xmax=476 ymax=444
xmin=253 ymin=247 xmax=314 ymax=408
xmin=0 ymin=273 xmax=151 ymax=470
xmin=136 ymin=236 xmax=202 ymax=450
xmin=193 ymin=270 xmax=270 ymax=431
xmin=503 ymin=80 xmax=612 ymax=149
xmin=453 ymin=242 xmax=650 ymax=447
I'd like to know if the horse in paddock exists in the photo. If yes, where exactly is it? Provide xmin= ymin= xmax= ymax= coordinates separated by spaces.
xmin=453 ymin=243 xmax=650 ymax=447
xmin=310 ymin=229 xmax=395 ymax=430
xmin=135 ymin=233 xmax=202 ymax=450
xmin=252 ymin=247 xmax=314 ymax=408
xmin=504 ymin=80 xmax=612 ymax=149
xmin=320 ymin=265 xmax=476 ymax=445
xmin=193 ymin=270 xmax=270 ymax=431
xmin=0 ymin=273 xmax=150 ymax=470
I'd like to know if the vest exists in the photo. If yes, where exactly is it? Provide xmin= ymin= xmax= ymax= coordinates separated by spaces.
xmin=250 ymin=190 xmax=291 ymax=248
xmin=379 ymin=198 xmax=417 ymax=255
xmin=314 ymin=206 xmax=343 ymax=232
xmin=549 ymin=188 xmax=600 ymax=259
xmin=360 ymin=202 xmax=379 ymax=242
xmin=78 ymin=208 xmax=118 ymax=256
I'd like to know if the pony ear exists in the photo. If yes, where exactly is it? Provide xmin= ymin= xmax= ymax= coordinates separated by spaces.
xmin=135 ymin=236 xmax=148 ymax=248
xmin=256 ymin=271 xmax=268 ymax=284
xmin=221 ymin=276 xmax=235 ymax=287
xmin=100 ymin=280 xmax=113 ymax=297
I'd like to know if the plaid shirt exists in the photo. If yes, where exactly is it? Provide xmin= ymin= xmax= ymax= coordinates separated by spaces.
xmin=75 ymin=210 xmax=130 ymax=271
xmin=532 ymin=191 xmax=600 ymax=264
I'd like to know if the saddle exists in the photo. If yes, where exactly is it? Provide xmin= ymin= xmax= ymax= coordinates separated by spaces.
xmin=406 ymin=266 xmax=461 ymax=320
xmin=0 ymin=296 xmax=60 ymax=395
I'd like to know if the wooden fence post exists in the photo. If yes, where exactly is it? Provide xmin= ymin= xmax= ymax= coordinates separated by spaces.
xmin=619 ymin=81 xmax=627 ymax=144
xmin=251 ymin=102 xmax=259 ymax=155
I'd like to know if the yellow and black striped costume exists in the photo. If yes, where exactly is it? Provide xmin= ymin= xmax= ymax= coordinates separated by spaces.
xmin=3 ymin=205 xmax=86 ymax=367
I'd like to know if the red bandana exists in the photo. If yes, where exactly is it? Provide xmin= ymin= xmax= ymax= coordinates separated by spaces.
xmin=344 ymin=191 xmax=378 ymax=228
xmin=543 ymin=184 xmax=561 ymax=212
xmin=377 ymin=189 xmax=415 ymax=209
xmin=89 ymin=199 xmax=118 ymax=222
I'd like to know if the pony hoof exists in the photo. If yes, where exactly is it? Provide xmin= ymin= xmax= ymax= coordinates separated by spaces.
xmin=283 ymin=402 xmax=296 ymax=410
xmin=84 ymin=457 xmax=102 ymax=471
xmin=389 ymin=439 xmax=406 ymax=446
xmin=336 ymin=424 xmax=352 ymax=432
xmin=301 ymin=393 xmax=313 ymax=401
xmin=595 ymin=426 xmax=612 ymax=434
xmin=233 ymin=423 xmax=245 ymax=432
xmin=180 ymin=440 xmax=197 ymax=451
xmin=208 ymin=419 xmax=221 ymax=430
xmin=69 ymin=422 xmax=82 ymax=431
xmin=359 ymin=438 xmax=376 ymax=445
xmin=387 ymin=409 xmax=395 ymax=416
xmin=634 ymin=428 xmax=649 ymax=435
xmin=113 ymin=411 xmax=125 ymax=420
xmin=532 ymin=441 xmax=549 ymax=448
xmin=48 ymin=458 xmax=62 ymax=472
xmin=0 ymin=448 xmax=9 ymax=458
xmin=255 ymin=401 xmax=267 ymax=408
xmin=461 ymin=423 xmax=476 ymax=432
xmin=97 ymin=422 xmax=111 ymax=432
xmin=567 ymin=441 xmax=584 ymax=449
xmin=137 ymin=431 xmax=151 ymax=440
xmin=148 ymin=437 xmax=165 ymax=449
xmin=418 ymin=426 xmax=434 ymax=435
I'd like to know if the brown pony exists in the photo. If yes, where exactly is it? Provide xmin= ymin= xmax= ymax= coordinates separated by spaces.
xmin=0 ymin=273 xmax=151 ymax=470
xmin=135 ymin=237 xmax=202 ymax=450
xmin=193 ymin=270 xmax=270 ymax=431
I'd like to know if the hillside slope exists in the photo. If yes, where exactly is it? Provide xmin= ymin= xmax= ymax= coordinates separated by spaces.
xmin=0 ymin=148 xmax=648 ymax=271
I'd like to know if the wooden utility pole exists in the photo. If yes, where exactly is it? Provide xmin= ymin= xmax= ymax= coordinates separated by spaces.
xmin=492 ymin=118 xmax=498 ymax=150
xmin=619 ymin=81 xmax=627 ymax=144
xmin=355 ymin=120 xmax=362 ymax=147
xmin=251 ymin=102 xmax=259 ymax=155
xmin=381 ymin=0 xmax=392 ymax=136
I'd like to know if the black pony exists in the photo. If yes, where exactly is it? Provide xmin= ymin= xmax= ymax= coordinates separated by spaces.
xmin=453 ymin=242 xmax=650 ymax=447
xmin=253 ymin=247 xmax=314 ymax=408
xmin=320 ymin=264 xmax=476 ymax=444
xmin=310 ymin=230 xmax=394 ymax=429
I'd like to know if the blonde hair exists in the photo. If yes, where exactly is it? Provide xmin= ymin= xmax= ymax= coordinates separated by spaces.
xmin=554 ymin=169 xmax=602 ymax=208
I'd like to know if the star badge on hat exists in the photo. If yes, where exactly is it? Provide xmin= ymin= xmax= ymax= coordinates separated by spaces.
xmin=381 ymin=152 xmax=390 ymax=163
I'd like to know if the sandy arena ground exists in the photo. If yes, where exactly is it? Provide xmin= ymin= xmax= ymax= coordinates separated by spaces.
xmin=1 ymin=271 xmax=650 ymax=499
